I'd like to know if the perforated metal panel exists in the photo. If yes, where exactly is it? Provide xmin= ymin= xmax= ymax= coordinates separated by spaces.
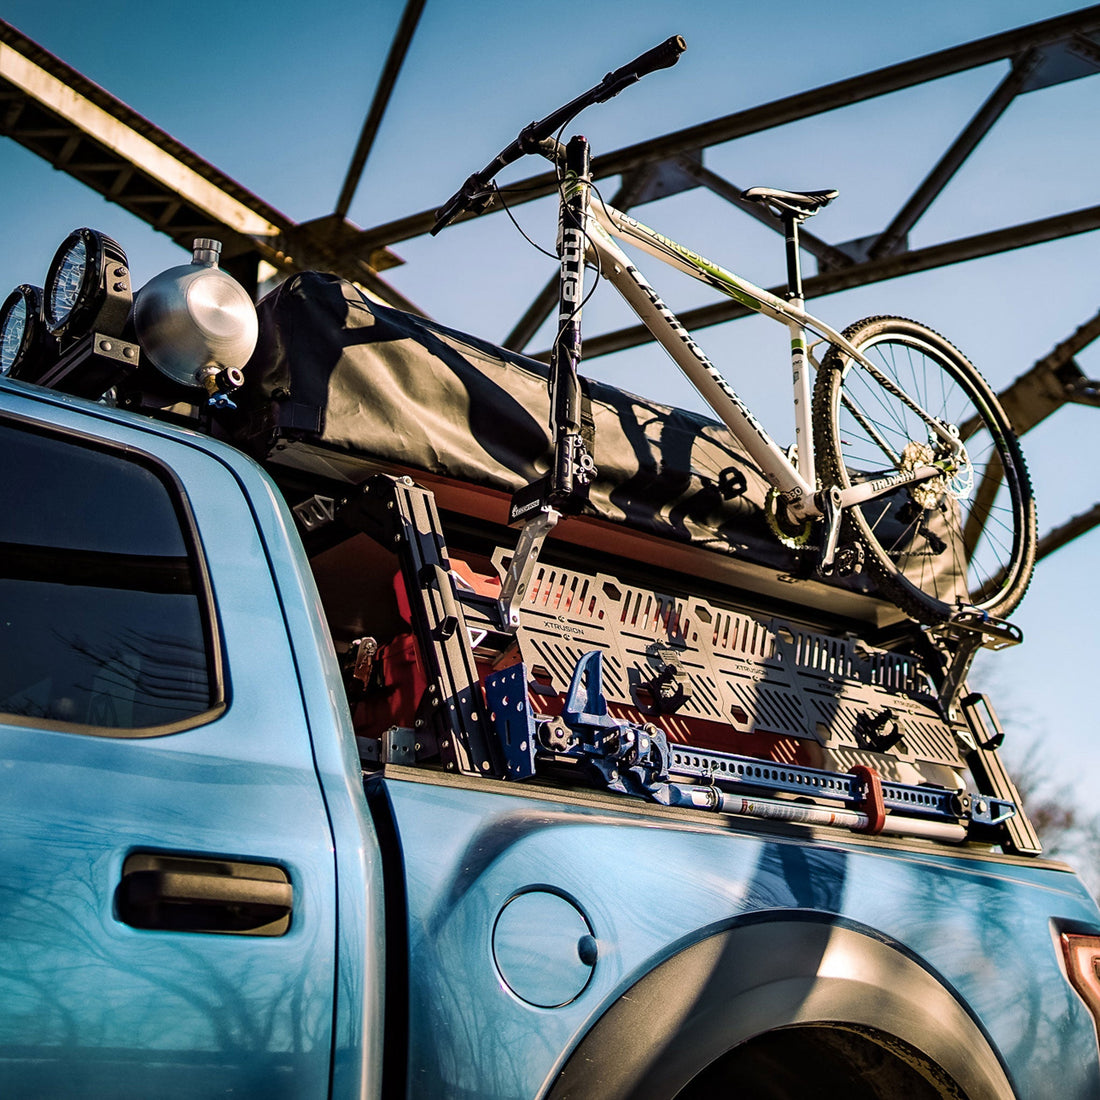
xmin=493 ymin=552 xmax=965 ymax=779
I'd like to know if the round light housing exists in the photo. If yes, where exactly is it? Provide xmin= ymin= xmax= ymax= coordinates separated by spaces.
xmin=44 ymin=227 xmax=130 ymax=339
xmin=0 ymin=284 xmax=49 ymax=377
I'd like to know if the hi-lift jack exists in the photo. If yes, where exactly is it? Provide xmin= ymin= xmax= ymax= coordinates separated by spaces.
xmin=482 ymin=650 xmax=1016 ymax=846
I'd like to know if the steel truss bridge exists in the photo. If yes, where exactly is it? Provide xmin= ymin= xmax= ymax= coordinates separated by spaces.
xmin=2 ymin=3 xmax=1099 ymax=558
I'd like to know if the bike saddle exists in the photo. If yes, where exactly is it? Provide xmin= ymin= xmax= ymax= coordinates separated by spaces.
xmin=741 ymin=186 xmax=838 ymax=219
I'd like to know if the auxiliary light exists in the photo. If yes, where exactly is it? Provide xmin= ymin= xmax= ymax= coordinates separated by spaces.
xmin=0 ymin=284 xmax=55 ymax=377
xmin=43 ymin=227 xmax=131 ymax=341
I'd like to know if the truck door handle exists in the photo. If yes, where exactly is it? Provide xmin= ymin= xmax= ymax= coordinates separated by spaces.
xmin=117 ymin=852 xmax=293 ymax=936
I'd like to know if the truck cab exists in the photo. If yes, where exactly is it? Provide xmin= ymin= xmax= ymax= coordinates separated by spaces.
xmin=2 ymin=234 xmax=1100 ymax=1098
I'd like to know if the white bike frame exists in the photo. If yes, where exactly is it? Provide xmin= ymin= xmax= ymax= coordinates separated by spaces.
xmin=583 ymin=198 xmax=959 ymax=525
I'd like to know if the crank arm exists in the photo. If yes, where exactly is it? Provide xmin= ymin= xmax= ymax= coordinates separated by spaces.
xmin=818 ymin=486 xmax=843 ymax=573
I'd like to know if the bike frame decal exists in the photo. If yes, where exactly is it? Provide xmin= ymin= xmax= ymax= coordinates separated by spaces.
xmin=599 ymin=204 xmax=791 ymax=324
xmin=558 ymin=226 xmax=585 ymax=321
xmin=835 ymin=464 xmax=946 ymax=508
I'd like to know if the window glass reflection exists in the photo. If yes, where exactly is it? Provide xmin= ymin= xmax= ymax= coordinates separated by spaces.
xmin=0 ymin=422 xmax=214 ymax=731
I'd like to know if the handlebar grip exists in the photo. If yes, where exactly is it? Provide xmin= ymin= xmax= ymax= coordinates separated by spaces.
xmin=431 ymin=193 xmax=463 ymax=236
xmin=431 ymin=172 xmax=493 ymax=235
xmin=613 ymin=35 xmax=687 ymax=82
xmin=596 ymin=35 xmax=686 ymax=101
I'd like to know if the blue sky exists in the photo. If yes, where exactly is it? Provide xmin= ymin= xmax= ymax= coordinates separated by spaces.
xmin=2 ymin=1 xmax=1098 ymax=817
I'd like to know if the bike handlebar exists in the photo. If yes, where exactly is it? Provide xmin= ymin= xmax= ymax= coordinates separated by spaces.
xmin=430 ymin=35 xmax=686 ymax=235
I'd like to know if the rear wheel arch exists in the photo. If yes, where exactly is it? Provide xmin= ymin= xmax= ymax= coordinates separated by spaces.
xmin=547 ymin=916 xmax=1016 ymax=1100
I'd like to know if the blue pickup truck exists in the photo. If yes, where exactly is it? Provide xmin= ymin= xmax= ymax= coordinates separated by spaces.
xmin=2 ymin=234 xmax=1100 ymax=1099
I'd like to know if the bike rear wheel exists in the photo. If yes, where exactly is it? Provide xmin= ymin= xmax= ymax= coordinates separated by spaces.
xmin=812 ymin=316 xmax=1036 ymax=624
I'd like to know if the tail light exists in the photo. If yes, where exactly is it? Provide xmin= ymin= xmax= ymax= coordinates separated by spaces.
xmin=1061 ymin=932 xmax=1100 ymax=1041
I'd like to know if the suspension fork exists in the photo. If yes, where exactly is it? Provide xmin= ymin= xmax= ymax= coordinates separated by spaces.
xmin=499 ymin=135 xmax=596 ymax=630
xmin=547 ymin=134 xmax=597 ymax=508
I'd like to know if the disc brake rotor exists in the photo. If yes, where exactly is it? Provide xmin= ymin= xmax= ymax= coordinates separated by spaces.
xmin=900 ymin=428 xmax=974 ymax=510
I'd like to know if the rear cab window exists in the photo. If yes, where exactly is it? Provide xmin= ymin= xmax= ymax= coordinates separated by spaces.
xmin=0 ymin=417 xmax=222 ymax=735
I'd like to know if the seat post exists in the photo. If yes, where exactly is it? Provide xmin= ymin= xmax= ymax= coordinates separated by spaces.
xmin=782 ymin=211 xmax=804 ymax=301
xmin=781 ymin=208 xmax=813 ymax=490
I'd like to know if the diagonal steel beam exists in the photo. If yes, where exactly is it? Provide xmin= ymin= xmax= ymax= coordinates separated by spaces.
xmin=348 ymin=5 xmax=1100 ymax=256
xmin=994 ymin=307 xmax=1100 ymax=435
xmin=1037 ymin=502 xmax=1100 ymax=560
xmin=0 ymin=17 xmax=414 ymax=306
xmin=868 ymin=50 xmax=1042 ymax=260
xmin=334 ymin=0 xmax=426 ymax=220
xmin=960 ymin=306 xmax=1100 ymax=555
xmin=0 ymin=20 xmax=291 ymax=259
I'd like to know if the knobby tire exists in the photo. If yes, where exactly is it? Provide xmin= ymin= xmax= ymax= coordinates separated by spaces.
xmin=812 ymin=316 xmax=1036 ymax=624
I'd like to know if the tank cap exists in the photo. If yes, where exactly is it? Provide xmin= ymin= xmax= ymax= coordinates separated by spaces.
xmin=191 ymin=238 xmax=222 ymax=267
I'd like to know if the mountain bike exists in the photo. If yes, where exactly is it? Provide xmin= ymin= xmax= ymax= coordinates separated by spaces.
xmin=431 ymin=36 xmax=1036 ymax=626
